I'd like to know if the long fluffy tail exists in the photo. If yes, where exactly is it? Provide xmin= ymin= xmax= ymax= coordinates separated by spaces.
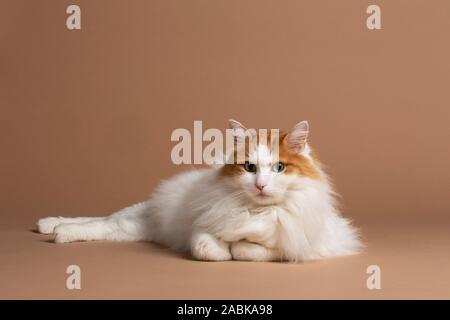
xmin=36 ymin=201 xmax=153 ymax=243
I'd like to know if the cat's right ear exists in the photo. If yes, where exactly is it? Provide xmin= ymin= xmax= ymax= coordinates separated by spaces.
xmin=228 ymin=119 xmax=247 ymax=142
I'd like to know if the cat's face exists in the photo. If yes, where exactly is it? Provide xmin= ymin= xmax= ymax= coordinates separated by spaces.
xmin=221 ymin=120 xmax=322 ymax=205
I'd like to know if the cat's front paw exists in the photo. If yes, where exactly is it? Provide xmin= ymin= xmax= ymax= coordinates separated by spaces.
xmin=37 ymin=217 xmax=63 ymax=234
xmin=191 ymin=233 xmax=232 ymax=261
xmin=231 ymin=241 xmax=280 ymax=262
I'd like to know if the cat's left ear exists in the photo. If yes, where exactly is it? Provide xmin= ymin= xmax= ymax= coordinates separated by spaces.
xmin=228 ymin=119 xmax=247 ymax=131
xmin=285 ymin=120 xmax=309 ymax=153
xmin=228 ymin=119 xmax=248 ymax=142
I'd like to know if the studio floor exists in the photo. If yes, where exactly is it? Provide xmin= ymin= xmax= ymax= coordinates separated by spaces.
xmin=1 ymin=219 xmax=449 ymax=299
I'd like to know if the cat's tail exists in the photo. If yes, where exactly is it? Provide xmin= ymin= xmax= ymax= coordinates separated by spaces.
xmin=36 ymin=201 xmax=154 ymax=243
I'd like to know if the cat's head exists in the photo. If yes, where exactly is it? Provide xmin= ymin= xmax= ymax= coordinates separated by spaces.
xmin=220 ymin=119 xmax=323 ymax=205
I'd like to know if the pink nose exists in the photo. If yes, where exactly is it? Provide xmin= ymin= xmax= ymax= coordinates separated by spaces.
xmin=255 ymin=183 xmax=266 ymax=191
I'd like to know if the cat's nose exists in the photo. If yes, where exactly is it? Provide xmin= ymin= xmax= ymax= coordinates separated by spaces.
xmin=255 ymin=183 xmax=266 ymax=192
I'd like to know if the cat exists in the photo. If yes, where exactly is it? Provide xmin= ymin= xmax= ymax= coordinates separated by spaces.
xmin=36 ymin=120 xmax=361 ymax=262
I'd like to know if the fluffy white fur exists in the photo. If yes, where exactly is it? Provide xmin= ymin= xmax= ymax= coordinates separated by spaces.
xmin=37 ymin=121 xmax=361 ymax=262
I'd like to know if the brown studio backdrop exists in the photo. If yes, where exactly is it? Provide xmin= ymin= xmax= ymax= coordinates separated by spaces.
xmin=1 ymin=0 xmax=449 ymax=229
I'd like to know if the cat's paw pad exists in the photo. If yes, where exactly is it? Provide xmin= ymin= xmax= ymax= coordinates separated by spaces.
xmin=231 ymin=241 xmax=269 ymax=261
xmin=191 ymin=234 xmax=232 ymax=261
xmin=37 ymin=217 xmax=62 ymax=234
xmin=54 ymin=224 xmax=81 ymax=243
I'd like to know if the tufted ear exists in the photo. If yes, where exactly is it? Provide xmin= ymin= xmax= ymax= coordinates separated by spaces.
xmin=228 ymin=119 xmax=247 ymax=131
xmin=285 ymin=120 xmax=309 ymax=153
xmin=228 ymin=119 xmax=248 ymax=142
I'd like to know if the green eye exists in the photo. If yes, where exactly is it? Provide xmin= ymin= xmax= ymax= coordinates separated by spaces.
xmin=243 ymin=161 xmax=257 ymax=173
xmin=272 ymin=162 xmax=285 ymax=173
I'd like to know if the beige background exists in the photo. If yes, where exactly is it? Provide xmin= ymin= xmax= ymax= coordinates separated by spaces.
xmin=1 ymin=0 xmax=450 ymax=299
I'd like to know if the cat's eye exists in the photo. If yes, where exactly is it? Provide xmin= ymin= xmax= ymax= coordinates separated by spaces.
xmin=272 ymin=162 xmax=285 ymax=173
xmin=243 ymin=161 xmax=257 ymax=173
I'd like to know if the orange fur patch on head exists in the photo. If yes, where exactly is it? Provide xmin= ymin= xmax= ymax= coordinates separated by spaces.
xmin=220 ymin=130 xmax=323 ymax=180
xmin=278 ymin=133 xmax=322 ymax=180
xmin=220 ymin=161 xmax=246 ymax=177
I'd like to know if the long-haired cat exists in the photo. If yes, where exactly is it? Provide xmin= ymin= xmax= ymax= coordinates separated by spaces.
xmin=36 ymin=120 xmax=361 ymax=262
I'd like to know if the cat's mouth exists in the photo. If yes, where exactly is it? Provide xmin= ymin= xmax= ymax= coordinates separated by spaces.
xmin=251 ymin=192 xmax=282 ymax=205
xmin=257 ymin=193 xmax=271 ymax=198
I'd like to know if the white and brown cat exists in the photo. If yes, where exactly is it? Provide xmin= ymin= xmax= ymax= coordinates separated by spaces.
xmin=37 ymin=120 xmax=361 ymax=262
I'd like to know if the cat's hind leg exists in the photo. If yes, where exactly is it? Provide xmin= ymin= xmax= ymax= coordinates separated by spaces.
xmin=36 ymin=202 xmax=153 ymax=243
xmin=54 ymin=214 xmax=149 ymax=243
xmin=37 ymin=217 xmax=103 ymax=234
xmin=230 ymin=241 xmax=282 ymax=262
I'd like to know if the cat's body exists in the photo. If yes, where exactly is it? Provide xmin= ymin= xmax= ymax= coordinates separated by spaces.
xmin=37 ymin=120 xmax=361 ymax=262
